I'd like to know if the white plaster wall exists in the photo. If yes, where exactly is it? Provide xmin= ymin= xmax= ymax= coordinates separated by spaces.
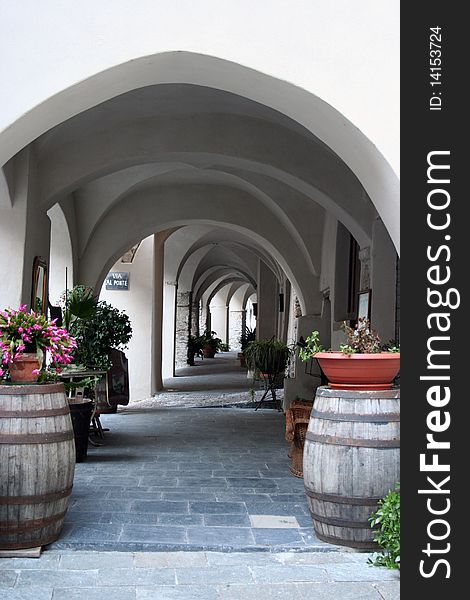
xmin=0 ymin=2 xmax=400 ymax=250
xmin=99 ymin=235 xmax=154 ymax=402
xmin=0 ymin=0 xmax=399 ymax=175
xmin=162 ymin=283 xmax=176 ymax=379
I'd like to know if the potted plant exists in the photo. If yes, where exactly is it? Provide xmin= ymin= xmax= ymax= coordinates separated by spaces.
xmin=200 ymin=330 xmax=222 ymax=359
xmin=300 ymin=318 xmax=400 ymax=390
xmin=61 ymin=286 xmax=132 ymax=412
xmin=0 ymin=305 xmax=77 ymax=550
xmin=0 ymin=305 xmax=77 ymax=383
xmin=187 ymin=334 xmax=204 ymax=366
xmin=238 ymin=326 xmax=256 ymax=367
xmin=244 ymin=338 xmax=292 ymax=376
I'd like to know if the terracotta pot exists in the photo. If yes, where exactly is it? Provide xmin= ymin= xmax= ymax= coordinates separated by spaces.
xmin=314 ymin=352 xmax=400 ymax=390
xmin=203 ymin=346 xmax=216 ymax=358
xmin=8 ymin=353 xmax=41 ymax=384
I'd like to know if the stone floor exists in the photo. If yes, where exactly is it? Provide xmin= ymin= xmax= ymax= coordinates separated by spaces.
xmin=0 ymin=550 xmax=399 ymax=599
xmin=51 ymin=406 xmax=325 ymax=551
xmin=0 ymin=353 xmax=399 ymax=597
xmin=128 ymin=352 xmax=285 ymax=409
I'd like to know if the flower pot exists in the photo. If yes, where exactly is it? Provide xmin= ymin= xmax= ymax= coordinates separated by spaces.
xmin=203 ymin=346 xmax=216 ymax=358
xmin=237 ymin=352 xmax=246 ymax=368
xmin=68 ymin=397 xmax=94 ymax=462
xmin=314 ymin=352 xmax=400 ymax=390
xmin=8 ymin=353 xmax=41 ymax=384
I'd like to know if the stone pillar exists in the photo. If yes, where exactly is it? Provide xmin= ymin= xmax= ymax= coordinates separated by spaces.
xmin=277 ymin=279 xmax=291 ymax=342
xmin=284 ymin=312 xmax=330 ymax=409
xmin=370 ymin=218 xmax=397 ymax=342
xmin=190 ymin=300 xmax=199 ymax=336
xmin=152 ymin=232 xmax=171 ymax=392
xmin=256 ymin=259 xmax=278 ymax=340
xmin=229 ymin=310 xmax=245 ymax=351
xmin=198 ymin=302 xmax=206 ymax=334
xmin=175 ymin=290 xmax=191 ymax=369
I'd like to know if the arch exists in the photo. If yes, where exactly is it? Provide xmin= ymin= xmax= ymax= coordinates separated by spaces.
xmin=0 ymin=52 xmax=399 ymax=251
xmin=47 ymin=203 xmax=73 ymax=304
xmin=78 ymin=183 xmax=322 ymax=314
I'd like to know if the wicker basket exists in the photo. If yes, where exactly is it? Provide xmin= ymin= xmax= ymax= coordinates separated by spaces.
xmin=285 ymin=400 xmax=313 ymax=477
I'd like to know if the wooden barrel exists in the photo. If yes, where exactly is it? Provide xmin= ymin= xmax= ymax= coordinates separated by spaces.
xmin=303 ymin=386 xmax=400 ymax=549
xmin=0 ymin=383 xmax=75 ymax=550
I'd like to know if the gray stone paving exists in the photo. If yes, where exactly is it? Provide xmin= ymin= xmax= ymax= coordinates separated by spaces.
xmin=51 ymin=402 xmax=327 ymax=551
xmin=0 ymin=551 xmax=399 ymax=599
xmin=127 ymin=352 xmax=284 ymax=409
xmin=0 ymin=354 xmax=399 ymax=597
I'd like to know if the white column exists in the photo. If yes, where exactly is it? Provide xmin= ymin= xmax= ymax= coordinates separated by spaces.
xmin=152 ymin=233 xmax=165 ymax=393
xmin=162 ymin=280 xmax=177 ymax=378
xmin=256 ymin=259 xmax=278 ymax=340
xmin=210 ymin=303 xmax=228 ymax=341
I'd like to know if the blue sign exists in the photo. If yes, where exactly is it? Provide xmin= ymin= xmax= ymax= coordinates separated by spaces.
xmin=105 ymin=272 xmax=129 ymax=291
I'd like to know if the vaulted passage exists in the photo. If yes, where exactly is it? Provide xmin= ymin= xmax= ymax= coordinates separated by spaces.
xmin=1 ymin=52 xmax=399 ymax=556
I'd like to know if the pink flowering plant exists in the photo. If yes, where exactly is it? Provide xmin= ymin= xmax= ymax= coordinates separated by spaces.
xmin=0 ymin=305 xmax=77 ymax=379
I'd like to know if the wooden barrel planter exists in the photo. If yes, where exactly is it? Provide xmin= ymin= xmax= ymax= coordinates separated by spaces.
xmin=303 ymin=386 xmax=400 ymax=549
xmin=0 ymin=383 xmax=75 ymax=550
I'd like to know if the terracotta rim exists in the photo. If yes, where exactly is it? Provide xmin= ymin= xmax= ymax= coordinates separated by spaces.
xmin=315 ymin=352 xmax=400 ymax=360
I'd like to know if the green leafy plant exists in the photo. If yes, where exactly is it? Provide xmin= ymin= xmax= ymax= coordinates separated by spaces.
xmin=218 ymin=342 xmax=230 ymax=352
xmin=200 ymin=330 xmax=222 ymax=351
xmin=61 ymin=286 xmax=98 ymax=333
xmin=340 ymin=318 xmax=381 ymax=354
xmin=62 ymin=288 xmax=132 ymax=370
xmin=187 ymin=334 xmax=204 ymax=365
xmin=244 ymin=338 xmax=292 ymax=375
xmin=239 ymin=326 xmax=256 ymax=353
xmin=382 ymin=339 xmax=400 ymax=353
xmin=369 ymin=483 xmax=400 ymax=569
xmin=298 ymin=330 xmax=324 ymax=362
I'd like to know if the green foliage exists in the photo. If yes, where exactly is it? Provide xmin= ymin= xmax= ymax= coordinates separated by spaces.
xmin=61 ymin=286 xmax=98 ymax=332
xmin=62 ymin=287 xmax=132 ymax=370
xmin=239 ymin=327 xmax=256 ymax=352
xmin=298 ymin=330 xmax=324 ymax=362
xmin=62 ymin=376 xmax=99 ymax=395
xmin=244 ymin=338 xmax=292 ymax=374
xmin=37 ymin=368 xmax=61 ymax=384
xmin=369 ymin=483 xmax=400 ymax=569
xmin=218 ymin=342 xmax=230 ymax=352
xmin=200 ymin=330 xmax=222 ymax=350
xmin=74 ymin=301 xmax=132 ymax=369
xmin=340 ymin=318 xmax=381 ymax=354
xmin=187 ymin=334 xmax=204 ymax=364
xmin=381 ymin=339 xmax=400 ymax=353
